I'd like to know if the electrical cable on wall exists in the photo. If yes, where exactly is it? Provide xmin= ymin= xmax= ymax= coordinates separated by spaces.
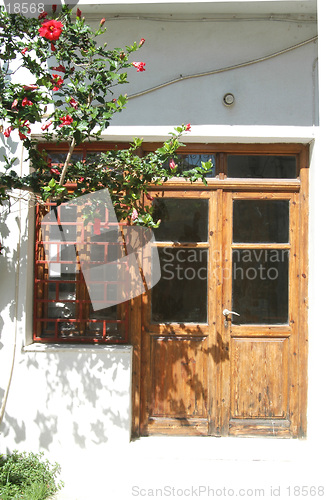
xmin=102 ymin=14 xmax=317 ymax=24
xmin=128 ymin=35 xmax=318 ymax=100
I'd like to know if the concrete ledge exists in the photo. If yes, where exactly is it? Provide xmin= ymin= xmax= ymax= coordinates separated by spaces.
xmin=22 ymin=343 xmax=133 ymax=354
xmin=32 ymin=125 xmax=317 ymax=144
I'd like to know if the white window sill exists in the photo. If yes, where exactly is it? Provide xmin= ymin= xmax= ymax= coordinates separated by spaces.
xmin=23 ymin=343 xmax=132 ymax=354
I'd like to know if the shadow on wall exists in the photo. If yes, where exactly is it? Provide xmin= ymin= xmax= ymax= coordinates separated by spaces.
xmin=1 ymin=350 xmax=130 ymax=450
xmin=0 ymin=135 xmax=30 ymax=330
xmin=1 ymin=350 xmax=131 ymax=451
xmin=0 ymin=204 xmax=27 ymax=326
xmin=0 ymin=194 xmax=30 ymax=448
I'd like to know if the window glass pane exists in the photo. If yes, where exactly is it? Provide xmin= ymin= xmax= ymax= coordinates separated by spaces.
xmin=58 ymin=204 xmax=77 ymax=222
xmin=47 ymin=301 xmax=76 ymax=319
xmin=48 ymin=283 xmax=57 ymax=300
xmin=90 ymin=226 xmax=121 ymax=246
xmin=232 ymin=249 xmax=289 ymax=324
xmin=90 ymin=244 xmax=105 ymax=262
xmin=152 ymin=248 xmax=208 ymax=323
xmin=165 ymin=153 xmax=216 ymax=177
xmin=59 ymin=282 xmax=76 ymax=300
xmin=49 ymin=263 xmax=77 ymax=279
xmin=233 ymin=200 xmax=289 ymax=243
xmin=47 ymin=152 xmax=83 ymax=165
xmin=45 ymin=282 xmax=76 ymax=303
xmin=228 ymin=155 xmax=296 ymax=178
xmin=37 ymin=321 xmax=55 ymax=337
xmin=48 ymin=225 xmax=77 ymax=243
xmin=86 ymin=322 xmax=120 ymax=335
xmin=153 ymin=198 xmax=208 ymax=242
xmin=61 ymin=263 xmax=77 ymax=276
xmin=60 ymin=243 xmax=77 ymax=262
xmin=89 ymin=305 xmax=117 ymax=321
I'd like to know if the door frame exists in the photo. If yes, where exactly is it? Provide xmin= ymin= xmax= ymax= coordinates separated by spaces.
xmin=130 ymin=143 xmax=309 ymax=439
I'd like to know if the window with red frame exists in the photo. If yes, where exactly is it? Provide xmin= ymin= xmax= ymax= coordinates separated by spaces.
xmin=33 ymin=151 xmax=129 ymax=344
xmin=32 ymin=146 xmax=223 ymax=344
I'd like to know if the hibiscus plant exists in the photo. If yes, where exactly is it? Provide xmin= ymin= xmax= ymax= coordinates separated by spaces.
xmin=0 ymin=4 xmax=211 ymax=251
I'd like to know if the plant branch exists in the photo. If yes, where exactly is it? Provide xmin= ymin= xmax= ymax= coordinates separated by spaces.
xmin=59 ymin=137 xmax=76 ymax=186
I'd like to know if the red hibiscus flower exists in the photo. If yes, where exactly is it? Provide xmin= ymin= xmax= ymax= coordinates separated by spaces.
xmin=22 ymin=97 xmax=33 ymax=107
xmin=4 ymin=126 xmax=13 ymax=138
xmin=41 ymin=121 xmax=52 ymax=131
xmin=132 ymin=62 xmax=146 ymax=72
xmin=38 ymin=20 xmax=63 ymax=41
xmin=51 ymin=64 xmax=66 ymax=73
xmin=19 ymin=120 xmax=31 ymax=140
xmin=185 ymin=123 xmax=191 ymax=131
xmin=52 ymin=4 xmax=57 ymax=13
xmin=52 ymin=74 xmax=63 ymax=91
xmin=23 ymin=84 xmax=38 ymax=91
xmin=169 ymin=159 xmax=176 ymax=170
xmin=69 ymin=98 xmax=78 ymax=109
xmin=38 ymin=11 xmax=48 ymax=20
xmin=50 ymin=168 xmax=60 ymax=175
xmin=59 ymin=115 xmax=73 ymax=127
xmin=21 ymin=47 xmax=28 ymax=55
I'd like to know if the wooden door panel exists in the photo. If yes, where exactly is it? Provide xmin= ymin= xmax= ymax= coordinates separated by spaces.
xmin=230 ymin=337 xmax=289 ymax=419
xmin=228 ymin=419 xmax=291 ymax=437
xmin=150 ymin=336 xmax=208 ymax=419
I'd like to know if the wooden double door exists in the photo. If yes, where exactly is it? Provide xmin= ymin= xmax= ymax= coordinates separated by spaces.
xmin=133 ymin=179 xmax=308 ymax=438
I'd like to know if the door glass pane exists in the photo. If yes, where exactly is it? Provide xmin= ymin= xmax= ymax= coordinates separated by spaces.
xmin=153 ymin=198 xmax=208 ymax=242
xmin=233 ymin=200 xmax=289 ymax=243
xmin=232 ymin=249 xmax=289 ymax=324
xmin=228 ymin=155 xmax=296 ymax=178
xmin=152 ymin=248 xmax=208 ymax=323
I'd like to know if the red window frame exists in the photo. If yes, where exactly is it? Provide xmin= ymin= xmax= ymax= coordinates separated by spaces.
xmin=33 ymin=198 xmax=129 ymax=345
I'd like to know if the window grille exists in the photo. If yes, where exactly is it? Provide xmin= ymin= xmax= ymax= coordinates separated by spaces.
xmin=33 ymin=201 xmax=129 ymax=343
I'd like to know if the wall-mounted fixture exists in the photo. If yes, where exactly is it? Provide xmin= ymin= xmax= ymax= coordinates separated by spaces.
xmin=223 ymin=93 xmax=235 ymax=106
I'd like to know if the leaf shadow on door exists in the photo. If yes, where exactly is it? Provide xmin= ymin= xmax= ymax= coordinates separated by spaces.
xmin=149 ymin=326 xmax=229 ymax=426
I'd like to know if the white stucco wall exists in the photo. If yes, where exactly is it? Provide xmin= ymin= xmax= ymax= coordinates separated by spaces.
xmin=1 ymin=345 xmax=132 ymax=448
xmin=1 ymin=2 xmax=325 ymax=497
xmin=105 ymin=18 xmax=317 ymax=126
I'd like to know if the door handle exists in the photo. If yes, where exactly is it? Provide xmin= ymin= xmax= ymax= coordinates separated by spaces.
xmin=223 ymin=308 xmax=240 ymax=317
